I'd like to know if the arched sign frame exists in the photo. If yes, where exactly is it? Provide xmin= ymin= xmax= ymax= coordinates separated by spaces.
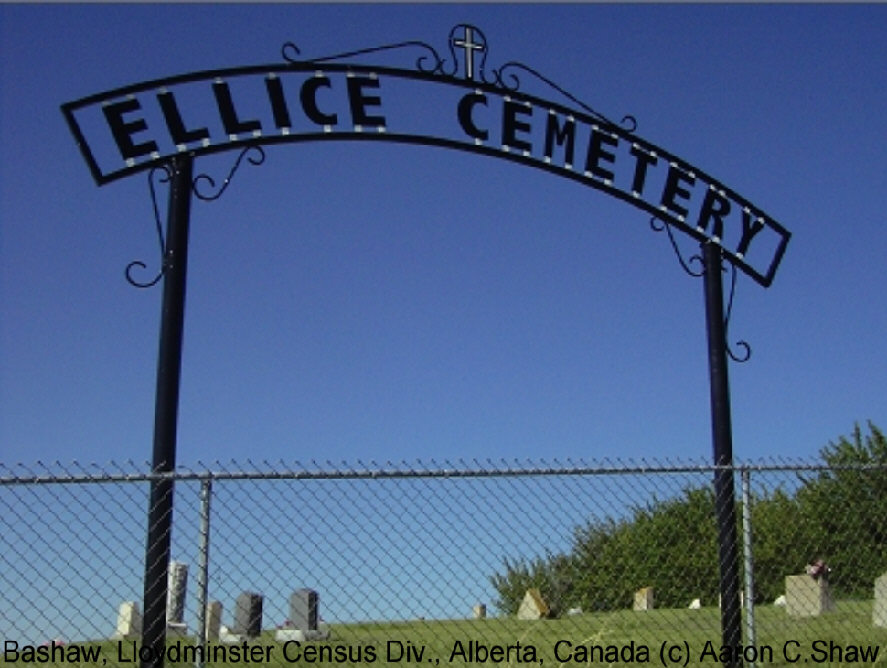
xmin=62 ymin=25 xmax=789 ymax=668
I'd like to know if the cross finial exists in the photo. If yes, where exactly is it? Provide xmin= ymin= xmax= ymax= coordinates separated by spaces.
xmin=452 ymin=25 xmax=486 ymax=81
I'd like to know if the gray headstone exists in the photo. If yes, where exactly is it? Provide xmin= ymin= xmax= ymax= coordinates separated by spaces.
xmin=233 ymin=592 xmax=263 ymax=638
xmin=289 ymin=589 xmax=318 ymax=631
xmin=873 ymin=572 xmax=887 ymax=627
xmin=166 ymin=561 xmax=188 ymax=624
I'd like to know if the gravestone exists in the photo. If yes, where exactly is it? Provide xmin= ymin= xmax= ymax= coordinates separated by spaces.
xmin=633 ymin=587 xmax=654 ymax=611
xmin=113 ymin=601 xmax=142 ymax=639
xmin=785 ymin=574 xmax=833 ymax=617
xmin=290 ymin=589 xmax=318 ymax=631
xmin=166 ymin=561 xmax=188 ymax=635
xmin=516 ymin=588 xmax=549 ymax=620
xmin=204 ymin=600 xmax=222 ymax=641
xmin=873 ymin=572 xmax=887 ymax=627
xmin=472 ymin=603 xmax=487 ymax=619
xmin=275 ymin=589 xmax=330 ymax=642
xmin=233 ymin=592 xmax=263 ymax=638
xmin=688 ymin=598 xmax=701 ymax=610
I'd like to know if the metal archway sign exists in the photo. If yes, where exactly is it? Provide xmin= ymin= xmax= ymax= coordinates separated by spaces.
xmin=62 ymin=25 xmax=789 ymax=668
xmin=63 ymin=26 xmax=788 ymax=288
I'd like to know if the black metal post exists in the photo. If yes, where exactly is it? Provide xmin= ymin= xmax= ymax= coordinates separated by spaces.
xmin=141 ymin=155 xmax=193 ymax=668
xmin=702 ymin=240 xmax=743 ymax=664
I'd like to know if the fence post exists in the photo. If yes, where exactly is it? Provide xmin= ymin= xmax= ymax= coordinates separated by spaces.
xmin=195 ymin=478 xmax=213 ymax=668
xmin=741 ymin=468 xmax=756 ymax=668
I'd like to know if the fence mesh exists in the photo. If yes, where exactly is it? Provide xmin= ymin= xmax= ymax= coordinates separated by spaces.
xmin=2 ymin=458 xmax=886 ymax=666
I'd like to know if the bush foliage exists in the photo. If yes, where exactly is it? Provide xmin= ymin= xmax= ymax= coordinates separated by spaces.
xmin=490 ymin=422 xmax=887 ymax=616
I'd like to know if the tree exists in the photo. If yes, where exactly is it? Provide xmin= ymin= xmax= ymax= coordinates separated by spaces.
xmin=794 ymin=421 xmax=887 ymax=597
xmin=745 ymin=486 xmax=809 ymax=603
xmin=488 ymin=423 xmax=886 ymax=611
xmin=489 ymin=551 xmax=575 ymax=617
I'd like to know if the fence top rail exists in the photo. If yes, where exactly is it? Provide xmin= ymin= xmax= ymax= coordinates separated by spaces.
xmin=1 ymin=458 xmax=886 ymax=485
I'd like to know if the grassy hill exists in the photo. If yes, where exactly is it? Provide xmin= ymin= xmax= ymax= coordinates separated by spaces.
xmin=3 ymin=600 xmax=886 ymax=667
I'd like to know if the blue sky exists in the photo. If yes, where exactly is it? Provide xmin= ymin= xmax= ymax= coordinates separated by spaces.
xmin=2 ymin=3 xmax=885 ymax=469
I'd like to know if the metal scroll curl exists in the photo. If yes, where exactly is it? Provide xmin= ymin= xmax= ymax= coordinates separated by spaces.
xmin=192 ymin=145 xmax=266 ymax=202
xmin=650 ymin=216 xmax=751 ymax=363
xmin=125 ymin=164 xmax=173 ymax=289
xmin=724 ymin=263 xmax=752 ymax=363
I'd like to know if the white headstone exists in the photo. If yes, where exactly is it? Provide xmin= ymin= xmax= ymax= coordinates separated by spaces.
xmin=873 ymin=572 xmax=887 ymax=627
xmin=633 ymin=587 xmax=654 ymax=611
xmin=205 ymin=600 xmax=222 ymax=641
xmin=113 ymin=601 xmax=142 ymax=639
xmin=785 ymin=574 xmax=833 ymax=617
xmin=688 ymin=598 xmax=701 ymax=609
xmin=516 ymin=589 xmax=549 ymax=620
xmin=472 ymin=603 xmax=486 ymax=619
xmin=773 ymin=594 xmax=786 ymax=606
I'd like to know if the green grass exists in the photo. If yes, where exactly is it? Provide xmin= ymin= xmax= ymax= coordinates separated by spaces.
xmin=4 ymin=602 xmax=887 ymax=667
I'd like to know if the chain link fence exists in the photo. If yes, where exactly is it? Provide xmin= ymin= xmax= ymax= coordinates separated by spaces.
xmin=2 ymin=458 xmax=886 ymax=666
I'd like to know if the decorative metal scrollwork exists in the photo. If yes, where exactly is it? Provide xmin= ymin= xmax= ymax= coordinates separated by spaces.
xmin=724 ymin=263 xmax=752 ymax=363
xmin=493 ymin=61 xmax=637 ymax=133
xmin=125 ymin=165 xmax=173 ymax=289
xmin=281 ymin=38 xmax=445 ymax=75
xmin=193 ymin=146 xmax=266 ymax=202
xmin=650 ymin=216 xmax=703 ymax=277
xmin=281 ymin=24 xmax=636 ymax=134
xmin=650 ymin=216 xmax=751 ymax=363
xmin=126 ymin=147 xmax=266 ymax=288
